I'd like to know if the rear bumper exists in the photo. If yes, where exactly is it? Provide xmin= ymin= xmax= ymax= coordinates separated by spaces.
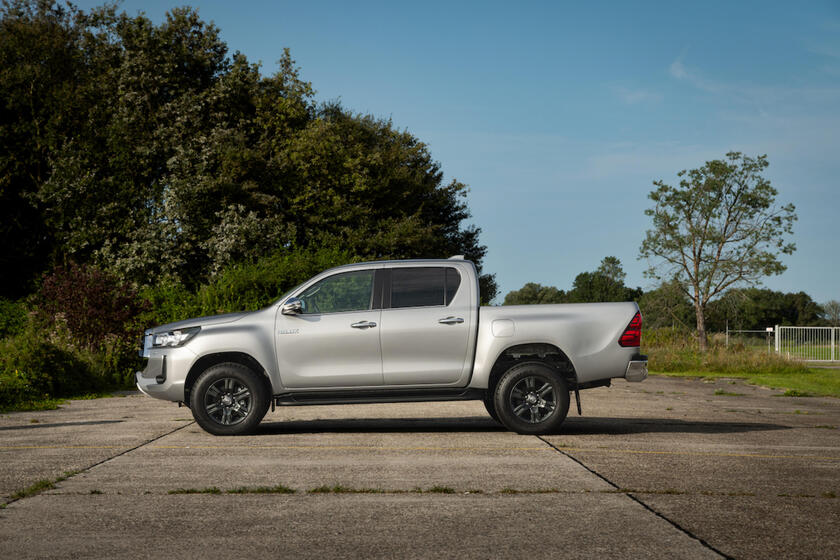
xmin=624 ymin=355 xmax=648 ymax=382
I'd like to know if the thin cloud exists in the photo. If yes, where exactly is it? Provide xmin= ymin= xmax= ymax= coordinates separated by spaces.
xmin=614 ymin=86 xmax=663 ymax=105
xmin=668 ymin=59 xmax=687 ymax=79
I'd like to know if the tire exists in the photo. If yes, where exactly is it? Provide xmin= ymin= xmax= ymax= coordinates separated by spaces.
xmin=483 ymin=393 xmax=500 ymax=423
xmin=189 ymin=362 xmax=270 ymax=436
xmin=493 ymin=362 xmax=570 ymax=435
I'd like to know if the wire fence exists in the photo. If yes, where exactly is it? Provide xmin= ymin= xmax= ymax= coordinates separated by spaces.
xmin=725 ymin=328 xmax=775 ymax=354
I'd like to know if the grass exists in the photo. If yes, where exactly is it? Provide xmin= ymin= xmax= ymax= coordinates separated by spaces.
xmin=7 ymin=470 xmax=81 ymax=502
xmin=778 ymin=389 xmax=813 ymax=397
xmin=713 ymin=389 xmax=744 ymax=396
xmin=308 ymin=484 xmax=382 ymax=494
xmin=10 ymin=479 xmax=57 ymax=500
xmin=644 ymin=328 xmax=840 ymax=397
xmin=227 ymin=485 xmax=296 ymax=494
xmin=652 ymin=369 xmax=840 ymax=398
xmin=167 ymin=487 xmax=222 ymax=495
xmin=0 ymin=392 xmax=114 ymax=413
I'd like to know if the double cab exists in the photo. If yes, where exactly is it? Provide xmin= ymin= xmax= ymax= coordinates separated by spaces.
xmin=138 ymin=257 xmax=647 ymax=435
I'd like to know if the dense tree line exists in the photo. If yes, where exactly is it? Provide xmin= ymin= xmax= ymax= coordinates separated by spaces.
xmin=0 ymin=0 xmax=496 ymax=301
xmin=503 ymin=257 xmax=643 ymax=305
xmin=503 ymin=258 xmax=831 ymax=331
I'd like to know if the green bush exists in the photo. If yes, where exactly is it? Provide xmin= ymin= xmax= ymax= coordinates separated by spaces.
xmin=142 ymin=246 xmax=353 ymax=325
xmin=0 ymin=298 xmax=26 ymax=338
xmin=0 ymin=330 xmax=103 ymax=402
xmin=0 ymin=371 xmax=33 ymax=409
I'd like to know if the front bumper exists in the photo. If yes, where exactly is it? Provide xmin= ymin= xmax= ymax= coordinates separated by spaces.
xmin=624 ymin=355 xmax=648 ymax=382
xmin=136 ymin=347 xmax=196 ymax=402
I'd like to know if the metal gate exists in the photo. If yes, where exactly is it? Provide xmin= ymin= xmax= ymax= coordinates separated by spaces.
xmin=775 ymin=326 xmax=840 ymax=362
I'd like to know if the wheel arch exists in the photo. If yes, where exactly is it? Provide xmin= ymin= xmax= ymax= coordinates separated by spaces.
xmin=486 ymin=343 xmax=577 ymax=397
xmin=185 ymin=352 xmax=273 ymax=404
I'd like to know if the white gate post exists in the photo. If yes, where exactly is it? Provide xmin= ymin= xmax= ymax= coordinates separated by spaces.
xmin=774 ymin=325 xmax=780 ymax=354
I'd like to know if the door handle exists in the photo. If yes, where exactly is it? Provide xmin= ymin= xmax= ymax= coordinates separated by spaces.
xmin=351 ymin=321 xmax=377 ymax=329
xmin=438 ymin=316 xmax=464 ymax=325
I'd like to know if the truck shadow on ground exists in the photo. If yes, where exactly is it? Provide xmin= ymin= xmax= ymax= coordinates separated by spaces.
xmin=256 ymin=416 xmax=790 ymax=435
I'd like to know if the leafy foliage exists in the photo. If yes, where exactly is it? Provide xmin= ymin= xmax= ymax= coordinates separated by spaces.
xmin=503 ymin=257 xmax=640 ymax=305
xmin=705 ymin=288 xmax=824 ymax=330
xmin=638 ymin=280 xmax=694 ymax=329
xmin=821 ymin=300 xmax=840 ymax=326
xmin=33 ymin=263 xmax=149 ymax=350
xmin=640 ymin=152 xmax=797 ymax=350
xmin=141 ymin=246 xmax=353 ymax=324
xmin=503 ymin=283 xmax=567 ymax=305
xmin=0 ymin=1 xmax=494 ymax=300
xmin=0 ymin=298 xmax=26 ymax=338
xmin=0 ymin=328 xmax=104 ymax=407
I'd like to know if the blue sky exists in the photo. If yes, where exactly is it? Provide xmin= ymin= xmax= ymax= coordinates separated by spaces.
xmin=78 ymin=0 xmax=840 ymax=304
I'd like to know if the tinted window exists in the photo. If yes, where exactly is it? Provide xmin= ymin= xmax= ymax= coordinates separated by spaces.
xmin=391 ymin=267 xmax=460 ymax=308
xmin=445 ymin=268 xmax=461 ymax=305
xmin=299 ymin=270 xmax=373 ymax=314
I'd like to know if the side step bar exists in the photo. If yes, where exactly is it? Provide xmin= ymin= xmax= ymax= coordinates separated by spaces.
xmin=273 ymin=388 xmax=485 ymax=407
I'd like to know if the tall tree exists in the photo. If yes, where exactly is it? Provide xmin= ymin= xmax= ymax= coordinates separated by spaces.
xmin=639 ymin=152 xmax=797 ymax=350
xmin=0 ymin=1 xmax=496 ymax=301
xmin=0 ymin=0 xmax=103 ymax=296
xmin=567 ymin=257 xmax=641 ymax=303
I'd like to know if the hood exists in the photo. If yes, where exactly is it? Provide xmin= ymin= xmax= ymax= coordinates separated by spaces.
xmin=147 ymin=311 xmax=252 ymax=334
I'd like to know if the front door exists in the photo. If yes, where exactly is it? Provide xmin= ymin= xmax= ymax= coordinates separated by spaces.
xmin=275 ymin=269 xmax=383 ymax=388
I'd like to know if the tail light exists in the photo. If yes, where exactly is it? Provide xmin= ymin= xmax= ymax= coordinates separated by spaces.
xmin=618 ymin=312 xmax=642 ymax=347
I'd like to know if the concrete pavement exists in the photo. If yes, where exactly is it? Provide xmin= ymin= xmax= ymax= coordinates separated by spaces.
xmin=0 ymin=376 xmax=837 ymax=559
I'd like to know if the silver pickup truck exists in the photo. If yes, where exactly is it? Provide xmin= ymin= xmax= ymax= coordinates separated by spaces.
xmin=138 ymin=257 xmax=647 ymax=435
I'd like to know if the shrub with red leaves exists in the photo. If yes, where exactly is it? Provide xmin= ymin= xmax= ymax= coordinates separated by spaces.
xmin=34 ymin=263 xmax=150 ymax=350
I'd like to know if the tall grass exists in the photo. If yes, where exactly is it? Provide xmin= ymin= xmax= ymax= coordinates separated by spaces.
xmin=644 ymin=328 xmax=809 ymax=374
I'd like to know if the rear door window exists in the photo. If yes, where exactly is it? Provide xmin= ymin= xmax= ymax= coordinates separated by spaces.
xmin=390 ymin=267 xmax=460 ymax=308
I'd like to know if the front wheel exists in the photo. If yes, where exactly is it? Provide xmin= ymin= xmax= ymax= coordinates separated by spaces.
xmin=493 ymin=362 xmax=570 ymax=435
xmin=190 ymin=362 xmax=270 ymax=436
xmin=483 ymin=393 xmax=500 ymax=423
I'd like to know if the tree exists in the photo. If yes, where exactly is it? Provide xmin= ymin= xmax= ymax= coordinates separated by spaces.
xmin=567 ymin=257 xmax=641 ymax=303
xmin=640 ymin=152 xmax=797 ymax=350
xmin=705 ymin=288 xmax=823 ymax=330
xmin=638 ymin=280 xmax=694 ymax=329
xmin=503 ymin=257 xmax=640 ymax=305
xmin=503 ymin=283 xmax=567 ymax=305
xmin=596 ymin=256 xmax=626 ymax=284
xmin=822 ymin=300 xmax=840 ymax=326
xmin=0 ymin=2 xmax=496 ymax=302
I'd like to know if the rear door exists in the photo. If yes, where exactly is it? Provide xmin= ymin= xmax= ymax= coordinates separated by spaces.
xmin=380 ymin=266 xmax=472 ymax=385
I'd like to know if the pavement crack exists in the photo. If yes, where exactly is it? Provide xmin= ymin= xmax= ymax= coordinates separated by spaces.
xmin=1 ymin=421 xmax=194 ymax=507
xmin=537 ymin=435 xmax=733 ymax=560
xmin=80 ymin=421 xmax=195 ymax=473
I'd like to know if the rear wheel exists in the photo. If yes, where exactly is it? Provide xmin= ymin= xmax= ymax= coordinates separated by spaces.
xmin=493 ymin=362 xmax=570 ymax=435
xmin=190 ymin=362 xmax=270 ymax=436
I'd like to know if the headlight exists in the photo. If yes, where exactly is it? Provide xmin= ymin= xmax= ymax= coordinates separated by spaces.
xmin=152 ymin=327 xmax=200 ymax=348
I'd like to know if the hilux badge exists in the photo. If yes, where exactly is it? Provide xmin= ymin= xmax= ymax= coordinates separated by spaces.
xmin=277 ymin=328 xmax=300 ymax=335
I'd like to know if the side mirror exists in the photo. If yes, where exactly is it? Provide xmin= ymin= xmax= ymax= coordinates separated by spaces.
xmin=282 ymin=297 xmax=303 ymax=315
